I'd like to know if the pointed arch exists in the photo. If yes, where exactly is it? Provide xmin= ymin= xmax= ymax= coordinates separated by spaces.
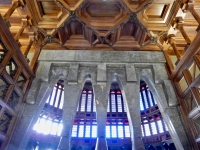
xmin=105 ymin=73 xmax=132 ymax=148
xmin=139 ymin=73 xmax=184 ymax=150
xmin=23 ymin=72 xmax=65 ymax=149
xmin=71 ymin=73 xmax=97 ymax=144
xmin=140 ymin=79 xmax=172 ymax=146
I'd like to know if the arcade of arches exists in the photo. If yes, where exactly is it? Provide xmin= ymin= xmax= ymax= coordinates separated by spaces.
xmin=9 ymin=50 xmax=190 ymax=150
xmin=0 ymin=0 xmax=200 ymax=150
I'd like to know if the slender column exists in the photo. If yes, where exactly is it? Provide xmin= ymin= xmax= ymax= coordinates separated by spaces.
xmin=3 ymin=0 xmax=25 ymax=22
xmin=182 ymin=2 xmax=200 ymax=31
xmin=24 ymin=32 xmax=35 ymax=62
xmin=163 ymin=50 xmax=174 ymax=74
xmin=57 ymin=83 xmax=82 ymax=150
xmin=93 ymin=84 xmax=109 ymax=150
xmin=14 ymin=16 xmax=31 ymax=42
xmin=173 ymin=19 xmax=191 ymax=49
xmin=167 ymin=35 xmax=182 ymax=64
xmin=8 ymin=79 xmax=52 ymax=149
xmin=123 ymin=83 xmax=145 ymax=150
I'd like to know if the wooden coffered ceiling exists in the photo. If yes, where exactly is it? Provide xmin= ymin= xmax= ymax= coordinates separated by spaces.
xmin=0 ymin=0 xmax=199 ymax=54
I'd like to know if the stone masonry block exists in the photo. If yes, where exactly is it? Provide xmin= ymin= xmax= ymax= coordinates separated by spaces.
xmin=153 ymin=64 xmax=168 ymax=83
xmin=163 ymin=80 xmax=178 ymax=106
xmin=97 ymin=63 xmax=106 ymax=83
xmin=126 ymin=64 xmax=137 ymax=82
xmin=67 ymin=63 xmax=79 ymax=83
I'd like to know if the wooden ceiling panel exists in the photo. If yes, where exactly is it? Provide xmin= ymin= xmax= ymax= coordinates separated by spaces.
xmin=145 ymin=4 xmax=165 ymax=16
xmin=0 ymin=0 xmax=199 ymax=55
xmin=86 ymin=3 xmax=120 ymax=17
xmin=63 ymin=0 xmax=80 ymax=7
xmin=68 ymin=20 xmax=83 ymax=35
xmin=77 ymin=0 xmax=129 ymax=30
xmin=41 ymin=1 xmax=60 ymax=16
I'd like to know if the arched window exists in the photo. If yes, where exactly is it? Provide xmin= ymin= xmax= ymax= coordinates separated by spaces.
xmin=140 ymin=80 xmax=171 ymax=144
xmin=27 ymin=80 xmax=65 ymax=149
xmin=106 ymin=82 xmax=131 ymax=147
xmin=71 ymin=81 xmax=97 ymax=138
xmin=33 ymin=80 xmax=64 ymax=136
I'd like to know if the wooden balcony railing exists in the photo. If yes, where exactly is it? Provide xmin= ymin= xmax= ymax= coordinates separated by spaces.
xmin=0 ymin=14 xmax=35 ymax=149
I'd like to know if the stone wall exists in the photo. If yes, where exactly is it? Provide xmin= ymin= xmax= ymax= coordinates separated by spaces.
xmin=9 ymin=50 xmax=190 ymax=150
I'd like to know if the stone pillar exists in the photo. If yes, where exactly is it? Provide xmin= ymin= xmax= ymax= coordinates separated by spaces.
xmin=123 ymin=83 xmax=145 ymax=150
xmin=152 ymin=84 xmax=188 ymax=150
xmin=8 ymin=79 xmax=53 ymax=149
xmin=57 ymin=83 xmax=82 ymax=150
xmin=93 ymin=84 xmax=109 ymax=150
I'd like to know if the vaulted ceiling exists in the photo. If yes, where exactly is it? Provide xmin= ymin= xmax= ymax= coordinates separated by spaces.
xmin=0 ymin=0 xmax=199 ymax=55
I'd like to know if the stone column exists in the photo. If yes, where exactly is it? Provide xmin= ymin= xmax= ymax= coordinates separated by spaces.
xmin=93 ymin=84 xmax=109 ymax=150
xmin=8 ymin=79 xmax=54 ymax=149
xmin=57 ymin=83 xmax=82 ymax=150
xmin=123 ymin=83 xmax=145 ymax=150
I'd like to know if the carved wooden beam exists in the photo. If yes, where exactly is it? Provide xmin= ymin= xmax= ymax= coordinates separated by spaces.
xmin=23 ymin=32 xmax=35 ymax=60
xmin=163 ymin=50 xmax=174 ymax=75
xmin=3 ymin=0 xmax=26 ymax=22
xmin=167 ymin=34 xmax=182 ymax=64
xmin=172 ymin=18 xmax=191 ymax=46
xmin=182 ymin=1 xmax=200 ymax=31
xmin=14 ymin=16 xmax=32 ymax=42
xmin=170 ymin=29 xmax=200 ymax=81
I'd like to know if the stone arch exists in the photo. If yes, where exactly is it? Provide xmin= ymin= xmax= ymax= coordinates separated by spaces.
xmin=111 ymin=73 xmax=143 ymax=150
xmin=16 ymin=72 xmax=65 ymax=149
xmin=139 ymin=73 xmax=184 ymax=150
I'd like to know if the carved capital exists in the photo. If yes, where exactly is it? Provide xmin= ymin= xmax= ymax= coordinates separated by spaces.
xmin=172 ymin=17 xmax=184 ymax=30
xmin=21 ymin=15 xmax=32 ymax=28
xmin=166 ymin=34 xmax=176 ymax=45
xmin=28 ymin=32 xmax=35 ymax=42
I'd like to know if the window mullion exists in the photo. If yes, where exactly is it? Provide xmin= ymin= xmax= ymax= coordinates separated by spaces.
xmin=150 ymin=91 xmax=156 ymax=105
xmin=141 ymin=124 xmax=144 ymax=137
xmin=110 ymin=91 xmax=111 ymax=112
xmin=77 ymin=121 xmax=80 ymax=137
xmin=85 ymin=91 xmax=88 ymax=112
xmin=155 ymin=120 xmax=159 ymax=135
xmin=115 ymin=91 xmax=118 ymax=113
xmin=121 ymin=95 xmax=125 ymax=112
xmin=145 ymin=89 xmax=151 ymax=108
xmin=149 ymin=121 xmax=153 ymax=135
xmin=108 ymin=94 xmax=111 ymax=112
xmin=141 ymin=90 xmax=146 ymax=109
xmin=91 ymin=91 xmax=94 ymax=112
xmin=53 ymin=86 xmax=58 ymax=107
xmin=84 ymin=121 xmax=86 ymax=137
xmin=57 ymin=87 xmax=63 ymax=109
xmin=116 ymin=122 xmax=118 ymax=138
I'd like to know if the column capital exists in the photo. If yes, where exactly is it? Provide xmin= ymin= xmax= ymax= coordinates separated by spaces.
xmin=172 ymin=17 xmax=184 ymax=30
xmin=21 ymin=15 xmax=32 ymax=28
xmin=166 ymin=34 xmax=176 ymax=45
xmin=28 ymin=31 xmax=36 ymax=42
